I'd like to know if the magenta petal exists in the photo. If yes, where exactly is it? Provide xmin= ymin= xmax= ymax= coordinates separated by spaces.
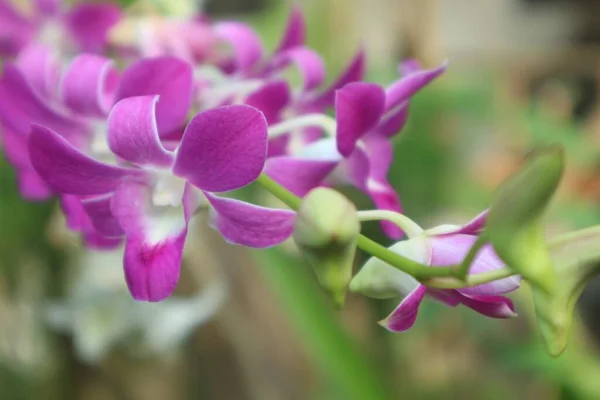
xmin=450 ymin=210 xmax=488 ymax=235
xmin=174 ymin=105 xmax=267 ymax=192
xmin=15 ymin=44 xmax=60 ymax=99
xmin=0 ymin=65 xmax=86 ymax=138
xmin=379 ymin=285 xmax=427 ymax=332
xmin=28 ymin=124 xmax=143 ymax=195
xmin=279 ymin=47 xmax=325 ymax=91
xmin=123 ymin=231 xmax=185 ymax=302
xmin=335 ymin=82 xmax=385 ymax=157
xmin=205 ymin=193 xmax=295 ymax=248
xmin=107 ymin=96 xmax=174 ymax=167
xmin=63 ymin=3 xmax=122 ymax=53
xmin=61 ymin=54 xmax=119 ymax=117
xmin=111 ymin=180 xmax=187 ymax=302
xmin=274 ymin=6 xmax=305 ymax=53
xmin=0 ymin=2 xmax=34 ymax=56
xmin=81 ymin=195 xmax=124 ymax=237
xmin=117 ymin=57 xmax=193 ymax=135
xmin=18 ymin=170 xmax=53 ymax=200
xmin=457 ymin=293 xmax=517 ymax=318
xmin=385 ymin=60 xmax=447 ymax=110
xmin=245 ymin=80 xmax=291 ymax=124
xmin=214 ymin=22 xmax=263 ymax=72
xmin=429 ymin=234 xmax=519 ymax=296
xmin=376 ymin=104 xmax=409 ymax=137
xmin=34 ymin=0 xmax=60 ymax=15
xmin=312 ymin=49 xmax=365 ymax=109
xmin=265 ymin=157 xmax=337 ymax=196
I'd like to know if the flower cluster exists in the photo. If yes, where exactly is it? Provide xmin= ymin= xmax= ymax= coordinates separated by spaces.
xmin=0 ymin=1 xmax=520 ymax=335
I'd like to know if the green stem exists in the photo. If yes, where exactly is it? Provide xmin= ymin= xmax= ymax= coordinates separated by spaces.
xmin=454 ymin=234 xmax=487 ymax=280
xmin=423 ymin=267 xmax=516 ymax=289
xmin=357 ymin=210 xmax=424 ymax=239
xmin=256 ymin=173 xmax=456 ymax=279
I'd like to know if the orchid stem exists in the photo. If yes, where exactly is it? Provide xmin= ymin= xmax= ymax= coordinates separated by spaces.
xmin=357 ymin=210 xmax=423 ymax=239
xmin=267 ymin=113 xmax=337 ymax=139
xmin=422 ymin=267 xmax=516 ymax=289
xmin=454 ymin=234 xmax=487 ymax=280
xmin=255 ymin=173 xmax=455 ymax=279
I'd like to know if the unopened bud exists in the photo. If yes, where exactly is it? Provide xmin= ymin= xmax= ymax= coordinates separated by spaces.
xmin=293 ymin=188 xmax=360 ymax=308
xmin=486 ymin=146 xmax=565 ymax=293
xmin=534 ymin=228 xmax=600 ymax=356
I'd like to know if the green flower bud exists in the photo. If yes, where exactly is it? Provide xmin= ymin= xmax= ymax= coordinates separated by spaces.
xmin=293 ymin=188 xmax=360 ymax=308
xmin=486 ymin=146 xmax=565 ymax=293
xmin=534 ymin=227 xmax=600 ymax=356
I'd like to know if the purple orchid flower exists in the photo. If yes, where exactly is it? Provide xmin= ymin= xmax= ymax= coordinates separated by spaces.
xmin=350 ymin=211 xmax=520 ymax=332
xmin=27 ymin=93 xmax=296 ymax=302
xmin=0 ymin=0 xmax=121 ymax=57
xmin=0 ymin=49 xmax=194 ymax=248
xmin=263 ymin=60 xmax=446 ymax=239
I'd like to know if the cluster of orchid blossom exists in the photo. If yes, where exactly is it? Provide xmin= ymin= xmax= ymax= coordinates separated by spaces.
xmin=6 ymin=1 xmax=596 ymax=353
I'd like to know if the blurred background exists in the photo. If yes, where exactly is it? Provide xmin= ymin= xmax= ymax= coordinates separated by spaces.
xmin=3 ymin=0 xmax=600 ymax=399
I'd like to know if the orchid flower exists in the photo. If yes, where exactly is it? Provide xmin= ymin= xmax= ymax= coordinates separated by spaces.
xmin=0 ymin=0 xmax=121 ymax=57
xmin=27 ymin=93 xmax=297 ymax=301
xmin=263 ymin=60 xmax=446 ymax=239
xmin=350 ymin=212 xmax=520 ymax=332
xmin=0 ymin=51 xmax=195 ymax=245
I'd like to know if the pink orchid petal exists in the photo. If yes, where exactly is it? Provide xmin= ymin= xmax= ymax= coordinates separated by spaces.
xmin=384 ymin=60 xmax=447 ymax=111
xmin=111 ymin=180 xmax=187 ymax=302
xmin=61 ymin=194 xmax=122 ymax=249
xmin=265 ymin=156 xmax=338 ymax=196
xmin=214 ymin=22 xmax=263 ymax=73
xmin=63 ymin=2 xmax=122 ymax=53
xmin=34 ymin=0 xmax=60 ymax=16
xmin=450 ymin=210 xmax=488 ymax=236
xmin=28 ymin=124 xmax=143 ymax=195
xmin=107 ymin=95 xmax=174 ymax=167
xmin=174 ymin=105 xmax=267 ymax=192
xmin=335 ymin=82 xmax=385 ymax=157
xmin=278 ymin=47 xmax=325 ymax=91
xmin=81 ymin=195 xmax=124 ymax=237
xmin=15 ymin=44 xmax=60 ymax=99
xmin=1 ymin=126 xmax=29 ymax=168
xmin=429 ymin=234 xmax=520 ymax=296
xmin=0 ymin=2 xmax=34 ymax=56
xmin=117 ymin=56 xmax=193 ymax=136
xmin=61 ymin=194 xmax=90 ymax=232
xmin=0 ymin=64 xmax=86 ymax=139
xmin=311 ymin=48 xmax=365 ymax=109
xmin=376 ymin=104 xmax=409 ymax=137
xmin=83 ymin=232 xmax=122 ymax=250
xmin=205 ymin=193 xmax=295 ymax=248
xmin=18 ymin=170 xmax=53 ymax=200
xmin=274 ymin=6 xmax=305 ymax=53
xmin=60 ymin=54 xmax=119 ymax=117
xmin=456 ymin=293 xmax=517 ymax=318
xmin=245 ymin=80 xmax=291 ymax=124
xmin=379 ymin=285 xmax=427 ymax=333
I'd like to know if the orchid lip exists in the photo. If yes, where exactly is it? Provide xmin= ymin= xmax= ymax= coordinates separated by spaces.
xmin=151 ymin=170 xmax=187 ymax=208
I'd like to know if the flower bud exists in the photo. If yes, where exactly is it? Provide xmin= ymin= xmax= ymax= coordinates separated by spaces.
xmin=534 ymin=227 xmax=600 ymax=356
xmin=486 ymin=146 xmax=564 ymax=293
xmin=293 ymin=188 xmax=360 ymax=308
